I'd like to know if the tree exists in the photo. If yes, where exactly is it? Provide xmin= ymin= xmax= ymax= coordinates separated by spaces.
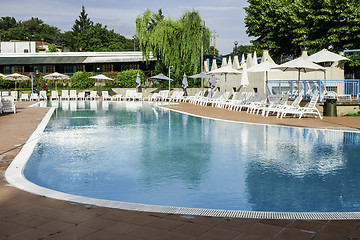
xmin=245 ymin=0 xmax=360 ymax=64
xmin=72 ymin=6 xmax=93 ymax=36
xmin=136 ymin=9 xmax=211 ymax=82
xmin=47 ymin=44 xmax=58 ymax=52
xmin=232 ymin=45 xmax=253 ymax=56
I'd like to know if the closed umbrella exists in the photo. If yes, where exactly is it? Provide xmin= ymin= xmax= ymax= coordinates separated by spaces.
xmin=211 ymin=59 xmax=218 ymax=71
xmin=221 ymin=57 xmax=227 ymax=67
xmin=182 ymin=73 xmax=188 ymax=90
xmin=253 ymin=51 xmax=258 ymax=65
xmin=43 ymin=72 xmax=70 ymax=90
xmin=233 ymin=56 xmax=241 ymax=70
xmin=209 ymin=74 xmax=217 ymax=98
xmin=209 ymin=64 xmax=242 ymax=92
xmin=271 ymin=57 xmax=326 ymax=96
xmin=135 ymin=73 xmax=141 ymax=88
xmin=4 ymin=73 xmax=30 ymax=91
xmin=240 ymin=62 xmax=249 ymax=90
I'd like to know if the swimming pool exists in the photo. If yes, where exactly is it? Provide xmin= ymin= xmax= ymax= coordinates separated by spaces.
xmin=22 ymin=101 xmax=360 ymax=215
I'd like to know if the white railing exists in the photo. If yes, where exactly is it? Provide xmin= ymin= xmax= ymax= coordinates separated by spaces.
xmin=268 ymin=79 xmax=360 ymax=101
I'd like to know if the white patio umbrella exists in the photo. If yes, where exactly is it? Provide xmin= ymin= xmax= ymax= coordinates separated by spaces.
xmin=189 ymin=72 xmax=210 ymax=79
xmin=240 ymin=62 xmax=249 ymax=90
xmin=240 ymin=54 xmax=245 ymax=65
xmin=211 ymin=59 xmax=218 ymax=71
xmin=248 ymin=60 xmax=280 ymax=96
xmin=182 ymin=73 xmax=188 ymax=89
xmin=89 ymin=74 xmax=114 ymax=81
xmin=306 ymin=49 xmax=349 ymax=79
xmin=271 ymin=57 xmax=326 ymax=95
xmin=233 ymin=56 xmax=241 ymax=69
xmin=209 ymin=74 xmax=217 ymax=97
xmin=221 ymin=57 xmax=227 ymax=67
xmin=149 ymin=73 xmax=172 ymax=81
xmin=4 ymin=73 xmax=30 ymax=91
xmin=209 ymin=64 xmax=242 ymax=92
xmin=253 ymin=51 xmax=258 ymax=65
xmin=135 ymin=73 xmax=141 ymax=88
xmin=228 ymin=57 xmax=232 ymax=66
xmin=306 ymin=49 xmax=349 ymax=63
xmin=0 ymin=73 xmax=6 ymax=78
xmin=43 ymin=72 xmax=70 ymax=90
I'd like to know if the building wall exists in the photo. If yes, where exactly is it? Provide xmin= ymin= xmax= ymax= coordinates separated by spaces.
xmin=0 ymin=41 xmax=37 ymax=53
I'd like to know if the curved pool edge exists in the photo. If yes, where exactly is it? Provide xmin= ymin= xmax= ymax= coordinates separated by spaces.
xmin=5 ymin=104 xmax=360 ymax=220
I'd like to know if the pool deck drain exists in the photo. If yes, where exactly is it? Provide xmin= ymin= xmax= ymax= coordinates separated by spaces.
xmin=1 ymin=101 xmax=360 ymax=239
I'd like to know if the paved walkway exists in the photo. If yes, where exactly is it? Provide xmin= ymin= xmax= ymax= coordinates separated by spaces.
xmin=1 ymin=101 xmax=360 ymax=239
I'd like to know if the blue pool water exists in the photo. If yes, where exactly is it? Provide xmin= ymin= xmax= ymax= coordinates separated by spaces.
xmin=24 ymin=101 xmax=360 ymax=212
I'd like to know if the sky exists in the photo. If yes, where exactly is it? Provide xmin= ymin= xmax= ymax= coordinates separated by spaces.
xmin=0 ymin=0 xmax=254 ymax=55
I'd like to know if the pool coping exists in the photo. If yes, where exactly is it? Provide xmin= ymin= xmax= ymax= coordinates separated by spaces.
xmin=5 ymin=103 xmax=360 ymax=220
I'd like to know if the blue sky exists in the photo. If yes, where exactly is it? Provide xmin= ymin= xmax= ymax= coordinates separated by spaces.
xmin=0 ymin=0 xmax=253 ymax=54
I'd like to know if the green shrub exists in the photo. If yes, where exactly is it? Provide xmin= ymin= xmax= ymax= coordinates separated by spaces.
xmin=0 ymin=78 xmax=15 ymax=89
xmin=70 ymin=71 xmax=95 ymax=89
xmin=117 ymin=69 xmax=144 ymax=88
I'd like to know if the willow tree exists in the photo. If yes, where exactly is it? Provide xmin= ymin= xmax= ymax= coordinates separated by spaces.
xmin=136 ymin=9 xmax=210 ymax=83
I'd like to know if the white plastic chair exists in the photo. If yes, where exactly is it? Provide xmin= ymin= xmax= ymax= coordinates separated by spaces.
xmin=10 ymin=91 xmax=18 ymax=101
xmin=51 ymin=90 xmax=59 ymax=100
xmin=102 ymin=91 xmax=111 ymax=101
xmin=61 ymin=90 xmax=69 ymax=101
xmin=69 ymin=90 xmax=77 ymax=100
xmin=39 ymin=91 xmax=47 ymax=101
xmin=280 ymin=95 xmax=322 ymax=119
xmin=19 ymin=93 xmax=29 ymax=101
xmin=30 ymin=93 xmax=39 ymax=101
xmin=77 ymin=92 xmax=85 ymax=100
xmin=1 ymin=96 xmax=16 ymax=113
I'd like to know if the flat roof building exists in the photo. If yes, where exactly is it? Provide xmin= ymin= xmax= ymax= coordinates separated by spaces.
xmin=0 ymin=51 xmax=156 ymax=75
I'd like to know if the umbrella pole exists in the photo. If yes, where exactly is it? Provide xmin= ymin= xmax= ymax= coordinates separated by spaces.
xmin=298 ymin=70 xmax=300 ymax=97
xmin=266 ymin=71 xmax=268 ymax=99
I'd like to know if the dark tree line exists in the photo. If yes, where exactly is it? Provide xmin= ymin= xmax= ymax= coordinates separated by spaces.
xmin=0 ymin=6 xmax=136 ymax=52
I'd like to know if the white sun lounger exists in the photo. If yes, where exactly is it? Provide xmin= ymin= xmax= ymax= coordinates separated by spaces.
xmin=280 ymin=95 xmax=322 ymax=119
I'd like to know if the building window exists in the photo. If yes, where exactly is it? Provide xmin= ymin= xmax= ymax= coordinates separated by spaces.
xmin=103 ymin=64 xmax=113 ymax=72
xmin=45 ymin=65 xmax=55 ymax=73
xmin=13 ymin=66 xmax=24 ymax=73
xmin=75 ymin=65 xmax=85 ymax=72
xmin=64 ymin=65 xmax=74 ymax=74
xmin=24 ymin=49 xmax=29 ymax=53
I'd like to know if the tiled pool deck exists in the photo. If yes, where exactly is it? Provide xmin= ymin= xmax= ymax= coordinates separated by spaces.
xmin=1 ymin=101 xmax=360 ymax=239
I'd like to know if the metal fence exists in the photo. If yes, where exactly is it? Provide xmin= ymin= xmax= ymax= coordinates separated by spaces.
xmin=268 ymin=79 xmax=360 ymax=101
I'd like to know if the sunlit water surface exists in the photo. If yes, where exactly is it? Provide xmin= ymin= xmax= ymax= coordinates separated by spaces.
xmin=24 ymin=101 xmax=360 ymax=212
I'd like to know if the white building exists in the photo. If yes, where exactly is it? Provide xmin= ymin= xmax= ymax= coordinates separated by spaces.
xmin=0 ymin=41 xmax=36 ymax=54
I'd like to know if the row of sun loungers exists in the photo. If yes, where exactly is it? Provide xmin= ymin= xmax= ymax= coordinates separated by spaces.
xmin=187 ymin=90 xmax=323 ymax=119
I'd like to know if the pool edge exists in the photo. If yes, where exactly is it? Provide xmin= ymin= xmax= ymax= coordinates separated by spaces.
xmin=5 ymin=103 xmax=360 ymax=220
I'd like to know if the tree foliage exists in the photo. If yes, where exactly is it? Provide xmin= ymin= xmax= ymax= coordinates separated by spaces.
xmin=136 ymin=9 xmax=211 ymax=82
xmin=245 ymin=0 xmax=360 ymax=64
xmin=117 ymin=69 xmax=145 ymax=88
xmin=70 ymin=71 xmax=95 ymax=89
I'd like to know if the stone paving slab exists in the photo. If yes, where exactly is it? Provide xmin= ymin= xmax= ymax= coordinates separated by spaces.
xmin=1 ymin=101 xmax=360 ymax=239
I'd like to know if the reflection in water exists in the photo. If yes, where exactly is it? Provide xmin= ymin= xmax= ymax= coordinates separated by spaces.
xmin=24 ymin=101 xmax=360 ymax=212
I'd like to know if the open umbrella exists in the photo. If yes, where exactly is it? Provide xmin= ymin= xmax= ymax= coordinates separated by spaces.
xmin=135 ymin=73 xmax=141 ymax=88
xmin=189 ymin=72 xmax=210 ymax=79
xmin=149 ymin=73 xmax=172 ymax=81
xmin=209 ymin=64 xmax=242 ymax=92
xmin=306 ymin=49 xmax=349 ymax=79
xmin=0 ymin=73 xmax=6 ymax=78
xmin=89 ymin=74 xmax=114 ymax=81
xmin=271 ymin=57 xmax=326 ymax=96
xmin=248 ymin=60 xmax=280 ymax=97
xmin=307 ymin=49 xmax=349 ymax=63
xmin=4 ymin=73 xmax=30 ymax=91
xmin=43 ymin=72 xmax=70 ymax=90
xmin=182 ymin=73 xmax=188 ymax=89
